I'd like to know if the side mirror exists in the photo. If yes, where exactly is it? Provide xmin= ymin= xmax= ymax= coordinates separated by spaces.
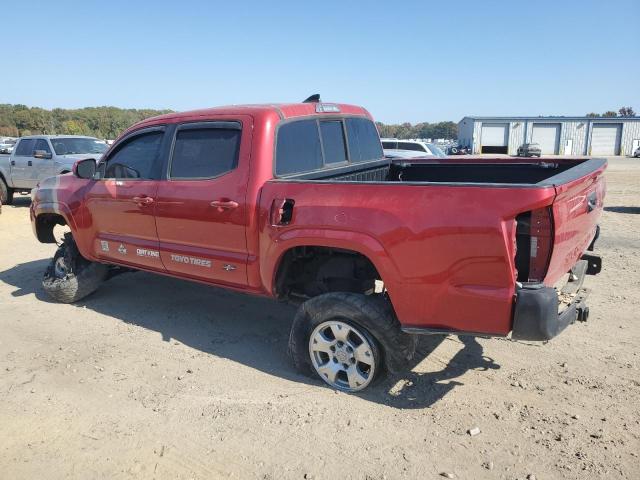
xmin=74 ymin=158 xmax=97 ymax=179
xmin=34 ymin=150 xmax=53 ymax=159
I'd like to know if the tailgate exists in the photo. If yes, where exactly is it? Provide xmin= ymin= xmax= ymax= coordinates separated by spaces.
xmin=544 ymin=159 xmax=607 ymax=285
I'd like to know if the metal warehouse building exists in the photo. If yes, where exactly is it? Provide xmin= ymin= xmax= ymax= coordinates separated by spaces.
xmin=458 ymin=116 xmax=640 ymax=156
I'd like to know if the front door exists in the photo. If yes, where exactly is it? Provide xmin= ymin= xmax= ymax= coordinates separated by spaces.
xmin=154 ymin=119 xmax=252 ymax=286
xmin=10 ymin=138 xmax=36 ymax=189
xmin=84 ymin=127 xmax=167 ymax=271
xmin=30 ymin=139 xmax=55 ymax=186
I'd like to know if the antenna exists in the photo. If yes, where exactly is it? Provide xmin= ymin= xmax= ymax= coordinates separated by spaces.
xmin=303 ymin=94 xmax=321 ymax=103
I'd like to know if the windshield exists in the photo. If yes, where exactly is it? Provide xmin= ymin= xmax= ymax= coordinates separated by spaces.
xmin=426 ymin=143 xmax=446 ymax=157
xmin=51 ymin=138 xmax=108 ymax=155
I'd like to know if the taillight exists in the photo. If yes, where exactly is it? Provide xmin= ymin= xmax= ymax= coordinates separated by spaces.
xmin=515 ymin=207 xmax=554 ymax=283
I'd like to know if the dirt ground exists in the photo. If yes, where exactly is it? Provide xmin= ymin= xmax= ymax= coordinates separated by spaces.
xmin=1 ymin=157 xmax=638 ymax=480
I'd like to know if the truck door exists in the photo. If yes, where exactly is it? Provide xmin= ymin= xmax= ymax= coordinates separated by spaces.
xmin=29 ymin=139 xmax=55 ymax=186
xmin=154 ymin=118 xmax=252 ymax=286
xmin=10 ymin=138 xmax=36 ymax=188
xmin=83 ymin=126 xmax=167 ymax=271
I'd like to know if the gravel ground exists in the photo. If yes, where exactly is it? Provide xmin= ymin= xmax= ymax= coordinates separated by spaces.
xmin=1 ymin=157 xmax=638 ymax=479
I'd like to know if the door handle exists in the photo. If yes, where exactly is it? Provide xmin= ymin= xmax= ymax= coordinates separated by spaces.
xmin=11 ymin=160 xmax=15 ymax=166
xmin=28 ymin=160 xmax=33 ymax=166
xmin=132 ymin=196 xmax=154 ymax=206
xmin=210 ymin=200 xmax=239 ymax=210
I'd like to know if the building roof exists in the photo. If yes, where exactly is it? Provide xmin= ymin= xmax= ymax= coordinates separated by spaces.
xmin=460 ymin=116 xmax=640 ymax=122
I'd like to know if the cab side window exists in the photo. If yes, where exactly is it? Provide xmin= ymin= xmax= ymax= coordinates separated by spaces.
xmin=104 ymin=131 xmax=163 ymax=179
xmin=34 ymin=139 xmax=52 ymax=154
xmin=170 ymin=126 xmax=241 ymax=179
xmin=14 ymin=139 xmax=35 ymax=156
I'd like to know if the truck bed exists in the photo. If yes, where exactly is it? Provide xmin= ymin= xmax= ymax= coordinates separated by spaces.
xmin=282 ymin=156 xmax=605 ymax=188
xmin=262 ymin=156 xmax=606 ymax=335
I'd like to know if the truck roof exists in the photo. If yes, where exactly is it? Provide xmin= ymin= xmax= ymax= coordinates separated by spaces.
xmin=125 ymin=102 xmax=373 ymax=134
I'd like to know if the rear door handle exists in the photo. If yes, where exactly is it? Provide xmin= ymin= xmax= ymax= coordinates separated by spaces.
xmin=132 ymin=196 xmax=154 ymax=206
xmin=27 ymin=160 xmax=33 ymax=166
xmin=210 ymin=200 xmax=239 ymax=210
xmin=10 ymin=160 xmax=15 ymax=166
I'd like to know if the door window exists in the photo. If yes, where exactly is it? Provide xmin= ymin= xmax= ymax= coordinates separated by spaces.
xmin=14 ymin=139 xmax=35 ymax=156
xmin=170 ymin=127 xmax=241 ymax=179
xmin=34 ymin=139 xmax=52 ymax=154
xmin=104 ymin=131 xmax=163 ymax=179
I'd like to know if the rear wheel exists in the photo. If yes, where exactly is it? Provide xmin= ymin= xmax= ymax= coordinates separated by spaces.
xmin=288 ymin=292 xmax=415 ymax=392
xmin=0 ymin=178 xmax=13 ymax=205
xmin=308 ymin=319 xmax=379 ymax=391
xmin=42 ymin=233 xmax=108 ymax=303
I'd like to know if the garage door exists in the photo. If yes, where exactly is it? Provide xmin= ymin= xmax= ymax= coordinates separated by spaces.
xmin=531 ymin=123 xmax=560 ymax=154
xmin=591 ymin=124 xmax=621 ymax=155
xmin=481 ymin=123 xmax=509 ymax=153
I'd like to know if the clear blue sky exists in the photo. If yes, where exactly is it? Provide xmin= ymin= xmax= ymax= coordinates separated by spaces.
xmin=2 ymin=0 xmax=638 ymax=123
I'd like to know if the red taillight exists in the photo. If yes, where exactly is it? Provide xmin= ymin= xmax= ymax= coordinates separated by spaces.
xmin=528 ymin=207 xmax=553 ymax=282
xmin=515 ymin=207 xmax=554 ymax=283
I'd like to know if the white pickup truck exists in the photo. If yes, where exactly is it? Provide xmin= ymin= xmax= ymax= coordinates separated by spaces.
xmin=0 ymin=135 xmax=108 ymax=204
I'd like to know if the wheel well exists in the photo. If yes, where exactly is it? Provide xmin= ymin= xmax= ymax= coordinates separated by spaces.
xmin=35 ymin=213 xmax=67 ymax=243
xmin=274 ymin=246 xmax=382 ymax=302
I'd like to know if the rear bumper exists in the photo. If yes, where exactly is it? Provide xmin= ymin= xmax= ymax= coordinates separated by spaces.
xmin=511 ymin=253 xmax=600 ymax=341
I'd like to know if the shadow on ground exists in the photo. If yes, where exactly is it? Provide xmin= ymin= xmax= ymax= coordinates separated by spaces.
xmin=0 ymin=259 xmax=500 ymax=409
xmin=604 ymin=206 xmax=640 ymax=214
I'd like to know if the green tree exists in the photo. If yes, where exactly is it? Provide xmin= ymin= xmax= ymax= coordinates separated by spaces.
xmin=602 ymin=111 xmax=618 ymax=117
xmin=618 ymin=106 xmax=636 ymax=117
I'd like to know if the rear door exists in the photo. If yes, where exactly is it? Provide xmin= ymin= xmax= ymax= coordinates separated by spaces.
xmin=154 ymin=118 xmax=252 ymax=286
xmin=84 ymin=126 xmax=168 ymax=271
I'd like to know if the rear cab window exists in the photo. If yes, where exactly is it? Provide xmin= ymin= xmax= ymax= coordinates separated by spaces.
xmin=275 ymin=116 xmax=383 ymax=176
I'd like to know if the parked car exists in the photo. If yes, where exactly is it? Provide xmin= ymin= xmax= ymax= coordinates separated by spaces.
xmin=633 ymin=146 xmax=640 ymax=158
xmin=384 ymin=149 xmax=433 ymax=159
xmin=30 ymin=99 xmax=605 ymax=393
xmin=517 ymin=143 xmax=542 ymax=157
xmin=0 ymin=142 xmax=15 ymax=154
xmin=0 ymin=135 xmax=108 ymax=204
xmin=381 ymin=138 xmax=446 ymax=157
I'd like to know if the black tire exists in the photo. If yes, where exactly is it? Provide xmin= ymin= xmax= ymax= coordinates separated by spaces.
xmin=42 ymin=233 xmax=108 ymax=303
xmin=288 ymin=292 xmax=417 ymax=390
xmin=0 ymin=178 xmax=13 ymax=205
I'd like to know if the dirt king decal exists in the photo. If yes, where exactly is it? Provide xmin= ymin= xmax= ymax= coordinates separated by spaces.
xmin=170 ymin=254 xmax=212 ymax=268
xmin=137 ymin=248 xmax=160 ymax=258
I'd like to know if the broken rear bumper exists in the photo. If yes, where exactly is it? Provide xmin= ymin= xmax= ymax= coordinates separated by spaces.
xmin=511 ymin=253 xmax=601 ymax=341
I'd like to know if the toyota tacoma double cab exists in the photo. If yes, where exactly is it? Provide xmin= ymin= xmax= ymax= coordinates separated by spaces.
xmin=30 ymin=97 xmax=606 ymax=392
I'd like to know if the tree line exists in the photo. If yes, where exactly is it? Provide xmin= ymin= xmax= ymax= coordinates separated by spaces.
xmin=0 ymin=103 xmax=460 ymax=141
xmin=585 ymin=107 xmax=636 ymax=118
xmin=4 ymin=103 xmax=632 ymax=142
xmin=375 ymin=121 xmax=457 ymax=140
xmin=0 ymin=104 xmax=172 ymax=139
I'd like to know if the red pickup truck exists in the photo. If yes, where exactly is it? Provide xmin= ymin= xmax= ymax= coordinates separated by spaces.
xmin=30 ymin=98 xmax=606 ymax=392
